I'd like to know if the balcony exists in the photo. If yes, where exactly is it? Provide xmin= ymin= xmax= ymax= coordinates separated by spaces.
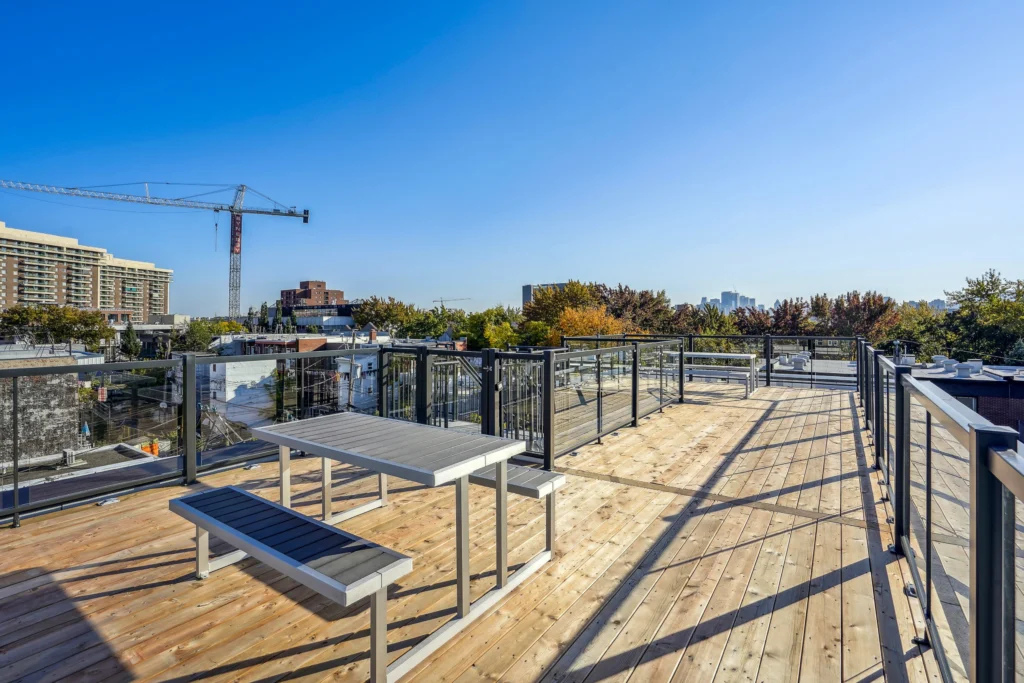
xmin=0 ymin=339 xmax=1019 ymax=682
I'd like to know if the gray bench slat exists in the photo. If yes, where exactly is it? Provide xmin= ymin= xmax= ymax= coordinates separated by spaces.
xmin=191 ymin=494 xmax=261 ymax=516
xmin=187 ymin=488 xmax=240 ymax=507
xmin=171 ymin=486 xmax=412 ymax=606
xmin=469 ymin=464 xmax=565 ymax=498
xmin=219 ymin=504 xmax=284 ymax=526
xmin=290 ymin=535 xmax=364 ymax=564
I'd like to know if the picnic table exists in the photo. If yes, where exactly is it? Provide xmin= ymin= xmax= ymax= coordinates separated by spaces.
xmin=251 ymin=412 xmax=547 ymax=679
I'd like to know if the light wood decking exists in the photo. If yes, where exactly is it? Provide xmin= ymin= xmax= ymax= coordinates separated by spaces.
xmin=0 ymin=385 xmax=941 ymax=682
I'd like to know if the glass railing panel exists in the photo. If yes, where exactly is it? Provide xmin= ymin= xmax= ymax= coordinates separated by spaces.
xmin=1 ymin=363 xmax=184 ymax=514
xmin=552 ymin=354 xmax=599 ymax=455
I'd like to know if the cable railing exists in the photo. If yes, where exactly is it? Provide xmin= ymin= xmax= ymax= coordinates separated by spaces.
xmin=857 ymin=338 xmax=1024 ymax=682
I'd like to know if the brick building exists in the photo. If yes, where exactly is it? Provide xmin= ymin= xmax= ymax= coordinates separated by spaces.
xmin=280 ymin=281 xmax=346 ymax=308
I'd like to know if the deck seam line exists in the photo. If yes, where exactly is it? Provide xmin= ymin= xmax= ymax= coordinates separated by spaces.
xmin=553 ymin=466 xmax=880 ymax=531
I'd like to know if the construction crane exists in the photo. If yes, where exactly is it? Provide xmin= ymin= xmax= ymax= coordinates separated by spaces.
xmin=0 ymin=179 xmax=309 ymax=317
xmin=432 ymin=297 xmax=470 ymax=307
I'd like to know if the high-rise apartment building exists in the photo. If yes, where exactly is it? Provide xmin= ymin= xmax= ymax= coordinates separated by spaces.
xmin=0 ymin=222 xmax=172 ymax=322
xmin=721 ymin=291 xmax=739 ymax=311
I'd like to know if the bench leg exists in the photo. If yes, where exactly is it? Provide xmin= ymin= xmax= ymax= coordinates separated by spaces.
xmin=370 ymin=586 xmax=387 ymax=683
xmin=196 ymin=525 xmax=210 ymax=579
xmin=496 ymin=461 xmax=507 ymax=588
xmin=279 ymin=445 xmax=291 ymax=508
xmin=546 ymin=490 xmax=557 ymax=552
xmin=322 ymin=457 xmax=332 ymax=520
xmin=455 ymin=475 xmax=470 ymax=618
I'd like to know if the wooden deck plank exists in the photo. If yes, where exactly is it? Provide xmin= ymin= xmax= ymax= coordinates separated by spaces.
xmin=0 ymin=384 xmax=933 ymax=683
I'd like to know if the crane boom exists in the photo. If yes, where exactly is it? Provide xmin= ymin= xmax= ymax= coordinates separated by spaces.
xmin=0 ymin=179 xmax=309 ymax=317
xmin=0 ymin=179 xmax=309 ymax=221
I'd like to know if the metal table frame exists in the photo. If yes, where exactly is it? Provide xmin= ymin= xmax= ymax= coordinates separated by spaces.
xmin=255 ymin=414 xmax=548 ymax=682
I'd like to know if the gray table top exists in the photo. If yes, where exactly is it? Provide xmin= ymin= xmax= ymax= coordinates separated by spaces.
xmin=252 ymin=412 xmax=526 ymax=486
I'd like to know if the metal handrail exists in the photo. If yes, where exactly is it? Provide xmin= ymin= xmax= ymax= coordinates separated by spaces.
xmin=899 ymin=373 xmax=979 ymax=449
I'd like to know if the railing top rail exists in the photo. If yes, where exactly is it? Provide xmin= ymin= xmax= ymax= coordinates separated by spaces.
xmin=900 ymin=373 xmax=990 ymax=449
xmin=878 ymin=355 xmax=899 ymax=372
xmin=557 ymin=344 xmax=634 ymax=360
xmin=562 ymin=334 xmax=860 ymax=342
xmin=383 ymin=345 xmax=482 ymax=359
xmin=684 ymin=351 xmax=756 ymax=360
xmin=0 ymin=357 xmax=180 ymax=378
xmin=494 ymin=351 xmax=547 ymax=361
xmin=195 ymin=348 xmax=377 ymax=365
xmin=635 ymin=340 xmax=679 ymax=349
xmin=989 ymin=444 xmax=1024 ymax=502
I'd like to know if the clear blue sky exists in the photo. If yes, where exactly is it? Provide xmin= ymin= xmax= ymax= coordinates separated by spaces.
xmin=1 ymin=2 xmax=1022 ymax=315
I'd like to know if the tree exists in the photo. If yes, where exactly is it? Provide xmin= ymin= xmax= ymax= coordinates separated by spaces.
xmin=0 ymin=305 xmax=114 ymax=351
xmin=245 ymin=306 xmax=257 ymax=333
xmin=463 ymin=305 xmax=522 ymax=350
xmin=485 ymin=321 xmax=519 ymax=348
xmin=405 ymin=305 xmax=468 ymax=340
xmin=547 ymin=305 xmax=623 ymax=346
xmin=289 ymin=312 xmax=298 ymax=332
xmin=732 ymin=307 xmax=772 ymax=335
xmin=519 ymin=320 xmax=552 ymax=346
xmin=352 ymin=296 xmax=419 ymax=336
xmin=1008 ymin=339 xmax=1024 ymax=366
xmin=771 ymin=299 xmax=810 ymax=335
xmin=595 ymin=284 xmax=674 ymax=333
xmin=258 ymin=302 xmax=270 ymax=333
xmin=274 ymin=301 xmax=283 ymax=332
xmin=210 ymin=320 xmax=244 ymax=335
xmin=523 ymin=281 xmax=599 ymax=327
xmin=172 ymin=320 xmax=213 ymax=352
xmin=943 ymin=269 xmax=1024 ymax=359
xmin=669 ymin=304 xmax=698 ymax=334
xmin=119 ymin=320 xmax=142 ymax=360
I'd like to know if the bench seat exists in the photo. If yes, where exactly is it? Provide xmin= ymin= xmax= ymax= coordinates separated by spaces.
xmin=170 ymin=486 xmax=411 ymax=682
xmin=469 ymin=463 xmax=564 ymax=554
xmin=469 ymin=463 xmax=566 ymax=498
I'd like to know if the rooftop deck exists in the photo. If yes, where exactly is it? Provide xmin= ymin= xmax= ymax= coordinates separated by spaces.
xmin=0 ymin=384 xmax=940 ymax=682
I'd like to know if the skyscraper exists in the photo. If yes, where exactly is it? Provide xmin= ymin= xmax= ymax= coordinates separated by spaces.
xmin=721 ymin=291 xmax=739 ymax=312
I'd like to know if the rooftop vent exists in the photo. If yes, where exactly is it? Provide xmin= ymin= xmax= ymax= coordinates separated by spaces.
xmin=942 ymin=359 xmax=958 ymax=372
xmin=955 ymin=363 xmax=972 ymax=378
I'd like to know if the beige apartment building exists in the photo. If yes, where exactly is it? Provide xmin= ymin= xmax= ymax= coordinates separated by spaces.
xmin=0 ymin=221 xmax=172 ymax=322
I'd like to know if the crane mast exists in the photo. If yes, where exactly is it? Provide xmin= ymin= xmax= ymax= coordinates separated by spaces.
xmin=0 ymin=180 xmax=309 ymax=317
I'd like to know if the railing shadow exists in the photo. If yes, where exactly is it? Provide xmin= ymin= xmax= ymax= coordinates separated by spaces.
xmin=0 ymin=568 xmax=133 ymax=680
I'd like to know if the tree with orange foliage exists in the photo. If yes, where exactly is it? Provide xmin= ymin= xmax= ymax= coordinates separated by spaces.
xmin=547 ymin=305 xmax=624 ymax=346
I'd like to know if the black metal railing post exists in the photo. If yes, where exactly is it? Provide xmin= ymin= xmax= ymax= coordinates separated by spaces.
xmin=873 ymin=349 xmax=884 ymax=469
xmin=687 ymin=334 xmax=694 ymax=381
xmin=376 ymin=347 xmax=387 ymax=417
xmin=658 ymin=343 xmax=665 ymax=410
xmin=631 ymin=343 xmax=639 ymax=426
xmin=764 ymin=335 xmax=772 ymax=387
xmin=11 ymin=375 xmax=20 ymax=528
xmin=414 ymin=346 xmax=433 ymax=425
xmin=678 ymin=340 xmax=685 ymax=404
xmin=596 ymin=352 xmax=603 ymax=443
xmin=542 ymin=350 xmax=555 ymax=470
xmin=183 ymin=353 xmax=197 ymax=484
xmin=480 ymin=348 xmax=499 ymax=436
xmin=892 ymin=367 xmax=911 ymax=549
xmin=969 ymin=422 xmax=1020 ymax=683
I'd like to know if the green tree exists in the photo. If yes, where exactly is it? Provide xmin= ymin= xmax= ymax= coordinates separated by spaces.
xmin=485 ymin=321 xmax=519 ymax=348
xmin=119 ymin=319 xmax=142 ymax=360
xmin=352 ymin=296 xmax=419 ymax=336
xmin=245 ymin=306 xmax=257 ymax=333
xmin=1007 ymin=339 xmax=1024 ymax=366
xmin=274 ymin=301 xmax=283 ymax=331
xmin=463 ymin=305 xmax=522 ymax=350
xmin=405 ymin=305 xmax=468 ymax=340
xmin=0 ymin=305 xmax=114 ymax=350
xmin=258 ymin=302 xmax=270 ymax=332
xmin=518 ymin=320 xmax=552 ymax=346
xmin=172 ymin=320 xmax=214 ymax=352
